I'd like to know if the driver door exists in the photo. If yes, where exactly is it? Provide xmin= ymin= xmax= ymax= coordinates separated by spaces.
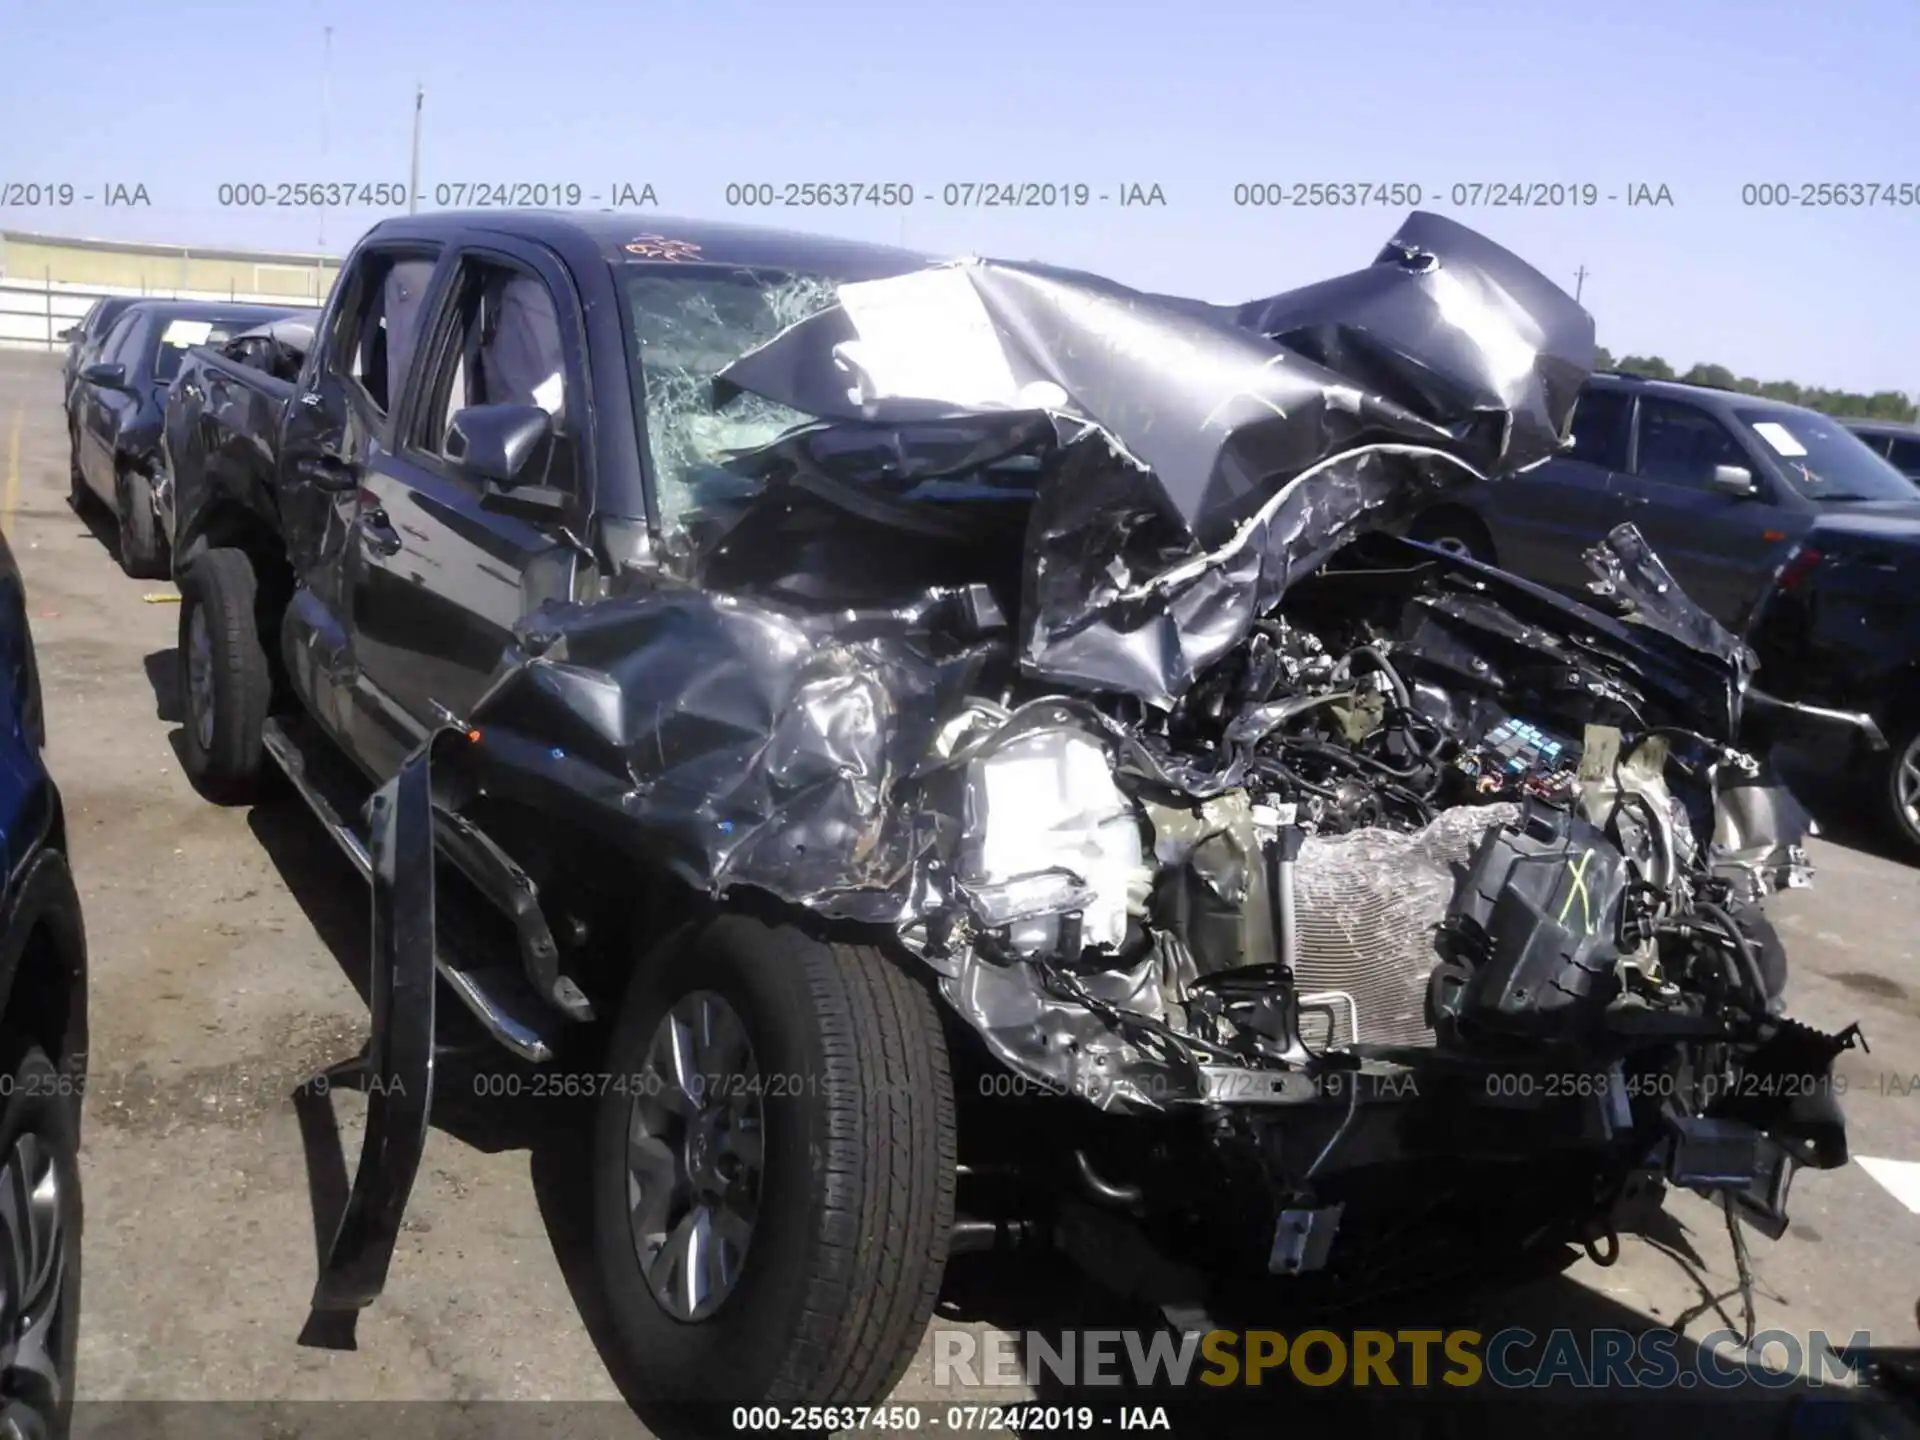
xmin=76 ymin=312 xmax=142 ymax=499
xmin=348 ymin=239 xmax=592 ymax=758
xmin=1609 ymin=396 xmax=1808 ymax=631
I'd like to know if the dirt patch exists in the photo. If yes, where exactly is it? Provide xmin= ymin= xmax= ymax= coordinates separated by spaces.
xmin=86 ymin=1011 xmax=367 ymax=1135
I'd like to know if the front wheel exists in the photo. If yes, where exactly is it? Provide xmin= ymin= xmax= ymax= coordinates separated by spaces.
xmin=65 ymin=424 xmax=88 ymax=515
xmin=592 ymin=914 xmax=956 ymax=1418
xmin=115 ymin=466 xmax=167 ymax=580
xmin=1874 ymin=717 xmax=1920 ymax=858
xmin=0 ymin=1036 xmax=84 ymax=1439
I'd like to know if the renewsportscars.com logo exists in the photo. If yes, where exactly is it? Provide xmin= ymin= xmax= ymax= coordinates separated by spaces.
xmin=932 ymin=1327 xmax=1874 ymax=1390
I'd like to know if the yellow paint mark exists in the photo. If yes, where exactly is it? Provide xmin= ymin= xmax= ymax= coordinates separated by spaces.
xmin=2 ymin=405 xmax=20 ymax=539
xmin=1557 ymin=848 xmax=1596 ymax=934
xmin=142 ymin=592 xmax=182 ymax=604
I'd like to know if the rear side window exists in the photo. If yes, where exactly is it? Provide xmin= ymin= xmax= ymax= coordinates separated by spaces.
xmin=1565 ymin=387 xmax=1630 ymax=468
xmin=1887 ymin=438 xmax=1920 ymax=477
xmin=96 ymin=312 xmax=142 ymax=368
xmin=334 ymin=251 xmax=438 ymax=416
xmin=87 ymin=301 xmax=116 ymax=340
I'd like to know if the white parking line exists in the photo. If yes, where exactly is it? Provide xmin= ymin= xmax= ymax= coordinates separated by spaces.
xmin=1856 ymin=1156 xmax=1920 ymax=1214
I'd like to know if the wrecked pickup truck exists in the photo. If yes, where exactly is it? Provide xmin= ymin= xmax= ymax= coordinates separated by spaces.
xmin=163 ymin=208 xmax=1861 ymax=1416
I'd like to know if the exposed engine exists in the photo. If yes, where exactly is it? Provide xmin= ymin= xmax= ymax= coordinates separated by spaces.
xmin=936 ymin=560 xmax=1800 ymax=1083
xmin=902 ymin=536 xmax=1865 ymax=1308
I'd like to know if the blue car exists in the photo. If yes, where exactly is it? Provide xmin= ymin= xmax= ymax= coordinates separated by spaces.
xmin=0 ymin=527 xmax=89 ymax=1437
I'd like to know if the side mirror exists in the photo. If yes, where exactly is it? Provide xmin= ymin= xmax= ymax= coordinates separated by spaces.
xmin=1710 ymin=464 xmax=1757 ymax=497
xmin=445 ymin=403 xmax=567 ymax=517
xmin=58 ymin=326 xmax=82 ymax=343
xmin=81 ymin=362 xmax=127 ymax=390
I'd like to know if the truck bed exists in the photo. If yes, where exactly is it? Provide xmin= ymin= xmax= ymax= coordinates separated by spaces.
xmin=162 ymin=342 xmax=298 ymax=562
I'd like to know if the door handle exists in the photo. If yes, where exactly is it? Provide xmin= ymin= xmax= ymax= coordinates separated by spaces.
xmin=362 ymin=507 xmax=403 ymax=557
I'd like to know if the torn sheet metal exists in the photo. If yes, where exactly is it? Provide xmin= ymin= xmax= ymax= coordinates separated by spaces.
xmin=1375 ymin=527 xmax=1753 ymax=744
xmin=1582 ymin=522 xmax=1755 ymax=688
xmin=311 ymin=731 xmax=440 ymax=1316
xmin=455 ymin=591 xmax=984 ymax=921
xmin=715 ymin=209 xmax=1593 ymax=708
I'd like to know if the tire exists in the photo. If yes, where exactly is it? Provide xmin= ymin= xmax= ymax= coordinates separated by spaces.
xmin=0 ymin=1035 xmax=84 ymax=1439
xmin=1873 ymin=716 xmax=1920 ymax=859
xmin=1408 ymin=508 xmax=1496 ymax=565
xmin=65 ymin=424 xmax=88 ymax=515
xmin=177 ymin=547 xmax=271 ymax=804
xmin=114 ymin=466 xmax=167 ymax=580
xmin=592 ymin=914 xmax=956 ymax=1421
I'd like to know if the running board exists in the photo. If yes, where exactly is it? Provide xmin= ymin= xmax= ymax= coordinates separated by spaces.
xmin=261 ymin=717 xmax=558 ymax=1063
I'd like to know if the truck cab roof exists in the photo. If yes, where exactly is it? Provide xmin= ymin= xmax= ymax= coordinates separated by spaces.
xmin=359 ymin=210 xmax=943 ymax=284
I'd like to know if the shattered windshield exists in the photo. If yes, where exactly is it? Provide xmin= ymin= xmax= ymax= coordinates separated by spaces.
xmin=1732 ymin=406 xmax=1916 ymax=503
xmin=623 ymin=266 xmax=841 ymax=535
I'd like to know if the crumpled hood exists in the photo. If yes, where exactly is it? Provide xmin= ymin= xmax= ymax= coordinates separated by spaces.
xmin=424 ymin=214 xmax=1767 ymax=930
xmin=714 ymin=209 xmax=1595 ymax=707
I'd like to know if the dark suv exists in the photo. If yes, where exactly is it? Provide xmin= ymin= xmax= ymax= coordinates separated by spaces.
xmin=1846 ymin=418 xmax=1920 ymax=484
xmin=1407 ymin=372 xmax=1920 ymax=629
xmin=1407 ymin=372 xmax=1920 ymax=854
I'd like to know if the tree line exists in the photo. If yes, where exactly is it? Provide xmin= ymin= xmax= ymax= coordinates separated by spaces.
xmin=1592 ymin=346 xmax=1916 ymax=422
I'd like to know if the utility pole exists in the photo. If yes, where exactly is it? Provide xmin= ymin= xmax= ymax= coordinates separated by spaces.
xmin=1574 ymin=264 xmax=1589 ymax=302
xmin=319 ymin=25 xmax=334 ymax=248
xmin=409 ymin=85 xmax=424 ymax=213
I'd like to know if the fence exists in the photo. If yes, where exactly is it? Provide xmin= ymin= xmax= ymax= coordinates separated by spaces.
xmin=0 ymin=270 xmax=337 ymax=351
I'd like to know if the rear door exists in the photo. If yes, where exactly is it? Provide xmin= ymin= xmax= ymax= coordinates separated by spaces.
xmin=346 ymin=237 xmax=592 ymax=768
xmin=1483 ymin=383 xmax=1633 ymax=591
xmin=277 ymin=243 xmax=445 ymax=768
xmin=1610 ymin=396 xmax=1807 ymax=629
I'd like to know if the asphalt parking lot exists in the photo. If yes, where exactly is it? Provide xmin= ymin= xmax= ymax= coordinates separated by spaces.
xmin=6 ymin=343 xmax=1918 ymax=1435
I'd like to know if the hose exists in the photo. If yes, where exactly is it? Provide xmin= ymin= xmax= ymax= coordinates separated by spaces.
xmin=1350 ymin=645 xmax=1411 ymax=713
xmin=1351 ymin=644 xmax=1448 ymax=767
xmin=1287 ymin=737 xmax=1436 ymax=799
xmin=1693 ymin=902 xmax=1771 ymax=1011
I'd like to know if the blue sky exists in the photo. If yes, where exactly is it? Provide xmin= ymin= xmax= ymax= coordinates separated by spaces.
xmin=2 ymin=0 xmax=1914 ymax=394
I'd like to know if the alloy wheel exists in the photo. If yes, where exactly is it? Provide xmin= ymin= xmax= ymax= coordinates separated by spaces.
xmin=1893 ymin=732 xmax=1920 ymax=844
xmin=0 ymin=1132 xmax=71 ymax=1435
xmin=625 ymin=990 xmax=766 ymax=1323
